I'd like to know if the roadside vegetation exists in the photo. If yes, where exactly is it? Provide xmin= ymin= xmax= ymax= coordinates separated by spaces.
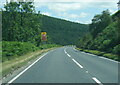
xmin=2 ymin=41 xmax=38 ymax=62
xmin=76 ymin=10 xmax=120 ymax=61
xmin=1 ymin=1 xmax=62 ymax=80
xmin=41 ymin=15 xmax=88 ymax=45
xmin=2 ymin=41 xmax=60 ymax=62
xmin=1 ymin=41 xmax=60 ymax=78
xmin=1 ymin=0 xmax=120 ymax=81
xmin=76 ymin=48 xmax=119 ymax=61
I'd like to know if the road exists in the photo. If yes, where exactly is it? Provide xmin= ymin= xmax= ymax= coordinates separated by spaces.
xmin=8 ymin=47 xmax=118 ymax=84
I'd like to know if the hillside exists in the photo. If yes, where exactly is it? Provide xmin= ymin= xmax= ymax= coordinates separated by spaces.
xmin=2 ymin=1 xmax=89 ymax=46
xmin=76 ymin=10 xmax=120 ymax=61
xmin=41 ymin=15 xmax=89 ymax=45
xmin=2 ymin=11 xmax=89 ymax=45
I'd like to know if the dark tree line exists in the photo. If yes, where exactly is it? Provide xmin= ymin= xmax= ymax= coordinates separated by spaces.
xmin=2 ymin=0 xmax=89 ymax=46
xmin=41 ymin=15 xmax=89 ymax=45
xmin=76 ymin=10 xmax=120 ymax=56
xmin=2 ymin=0 xmax=42 ymax=46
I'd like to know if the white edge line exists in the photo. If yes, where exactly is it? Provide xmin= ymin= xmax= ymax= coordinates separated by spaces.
xmin=84 ymin=52 xmax=96 ymax=56
xmin=81 ymin=52 xmax=96 ymax=56
xmin=99 ymin=57 xmax=118 ymax=63
xmin=81 ymin=51 xmax=118 ymax=63
xmin=8 ymin=52 xmax=48 ymax=83
xmin=73 ymin=48 xmax=77 ymax=51
xmin=92 ymin=77 xmax=103 ymax=85
xmin=72 ymin=59 xmax=83 ymax=68
xmin=88 ymin=53 xmax=96 ymax=56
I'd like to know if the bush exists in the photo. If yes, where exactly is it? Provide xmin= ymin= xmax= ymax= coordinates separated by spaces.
xmin=76 ymin=48 xmax=83 ymax=51
xmin=113 ymin=44 xmax=120 ymax=55
xmin=103 ymin=53 xmax=118 ymax=60
xmin=2 ymin=41 xmax=38 ymax=62
xmin=84 ymin=50 xmax=104 ymax=56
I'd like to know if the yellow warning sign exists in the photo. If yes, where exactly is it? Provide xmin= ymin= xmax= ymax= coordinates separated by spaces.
xmin=41 ymin=32 xmax=47 ymax=41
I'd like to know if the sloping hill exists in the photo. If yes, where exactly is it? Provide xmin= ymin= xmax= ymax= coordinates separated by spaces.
xmin=76 ymin=10 xmax=120 ymax=61
xmin=2 ymin=11 xmax=89 ymax=45
xmin=41 ymin=15 xmax=89 ymax=45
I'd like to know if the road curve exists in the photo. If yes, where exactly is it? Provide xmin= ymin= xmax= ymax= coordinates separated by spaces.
xmin=7 ymin=47 xmax=118 ymax=84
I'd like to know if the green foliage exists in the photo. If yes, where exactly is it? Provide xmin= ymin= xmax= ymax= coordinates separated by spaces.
xmin=2 ymin=1 xmax=88 ymax=46
xmin=113 ymin=44 xmax=120 ymax=55
xmin=89 ymin=10 xmax=112 ymax=38
xmin=2 ymin=1 xmax=41 ymax=46
xmin=103 ymin=53 xmax=118 ymax=60
xmin=77 ymin=48 xmax=118 ymax=61
xmin=84 ymin=50 xmax=104 ymax=56
xmin=0 ymin=42 xmax=1 ymax=62
xmin=76 ymin=10 xmax=120 ymax=61
xmin=2 ymin=41 xmax=38 ymax=62
xmin=41 ymin=15 xmax=89 ymax=45
xmin=76 ymin=48 xmax=83 ymax=51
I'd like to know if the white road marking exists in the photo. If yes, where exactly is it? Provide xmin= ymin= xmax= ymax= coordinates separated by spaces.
xmin=99 ymin=57 xmax=118 ymax=63
xmin=72 ymin=59 xmax=83 ymax=68
xmin=8 ymin=52 xmax=48 ymax=83
xmin=92 ymin=77 xmax=103 ymax=85
xmin=87 ymin=53 xmax=96 ymax=56
xmin=64 ymin=49 xmax=71 ymax=57
xmin=64 ymin=49 xmax=67 ymax=54
xmin=73 ymin=48 xmax=77 ymax=51
xmin=65 ymin=51 xmax=67 ymax=53
xmin=81 ymin=52 xmax=86 ymax=54
xmin=64 ymin=48 xmax=104 ymax=85
xmin=81 ymin=52 xmax=96 ymax=56
xmin=67 ymin=54 xmax=71 ymax=57
xmin=64 ymin=48 xmax=105 ymax=85
xmin=64 ymin=48 xmax=83 ymax=68
xmin=86 ymin=71 xmax=89 ymax=73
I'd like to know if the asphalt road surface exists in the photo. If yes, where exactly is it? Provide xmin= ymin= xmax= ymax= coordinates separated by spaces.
xmin=8 ymin=47 xmax=118 ymax=84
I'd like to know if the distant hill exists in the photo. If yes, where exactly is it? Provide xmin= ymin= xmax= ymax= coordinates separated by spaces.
xmin=2 ymin=1 xmax=89 ymax=45
xmin=41 ymin=15 xmax=89 ymax=45
xmin=2 ymin=11 xmax=89 ymax=45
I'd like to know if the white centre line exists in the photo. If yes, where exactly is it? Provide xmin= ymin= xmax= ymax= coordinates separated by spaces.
xmin=64 ymin=48 xmax=104 ymax=85
xmin=67 ymin=53 xmax=71 ymax=57
xmin=65 ymin=51 xmax=67 ymax=53
xmin=92 ymin=77 xmax=103 ymax=85
xmin=64 ymin=48 xmax=83 ymax=68
xmin=64 ymin=49 xmax=67 ymax=54
xmin=64 ymin=49 xmax=71 ymax=57
xmin=72 ymin=59 xmax=83 ymax=68
xmin=8 ymin=52 xmax=48 ymax=83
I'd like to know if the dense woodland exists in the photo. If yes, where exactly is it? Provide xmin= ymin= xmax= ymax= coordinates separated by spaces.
xmin=2 ymin=1 xmax=88 ymax=46
xmin=2 ymin=1 xmax=42 ymax=46
xmin=76 ymin=10 xmax=120 ymax=60
xmin=1 ymin=1 xmax=88 ymax=62
xmin=1 ymin=1 xmax=120 ymax=61
xmin=41 ymin=15 xmax=88 ymax=45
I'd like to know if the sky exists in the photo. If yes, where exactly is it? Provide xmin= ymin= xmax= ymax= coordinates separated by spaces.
xmin=0 ymin=0 xmax=119 ymax=24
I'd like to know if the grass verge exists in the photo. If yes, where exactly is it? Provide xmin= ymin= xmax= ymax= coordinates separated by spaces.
xmin=76 ymin=48 xmax=119 ymax=61
xmin=1 ymin=47 xmax=57 ymax=79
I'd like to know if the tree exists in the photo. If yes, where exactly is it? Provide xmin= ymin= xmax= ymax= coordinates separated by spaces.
xmin=89 ymin=10 xmax=112 ymax=38
xmin=2 ymin=0 xmax=42 ymax=46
